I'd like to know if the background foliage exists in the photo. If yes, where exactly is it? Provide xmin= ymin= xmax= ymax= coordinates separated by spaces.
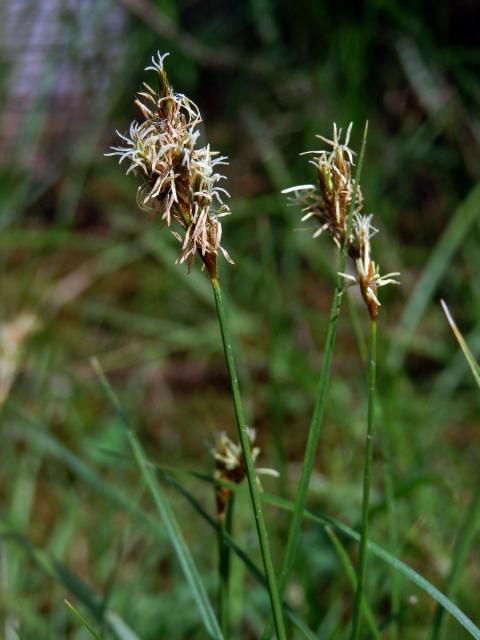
xmin=1 ymin=0 xmax=480 ymax=638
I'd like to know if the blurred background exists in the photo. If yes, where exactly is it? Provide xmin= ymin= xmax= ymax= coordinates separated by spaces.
xmin=1 ymin=0 xmax=480 ymax=638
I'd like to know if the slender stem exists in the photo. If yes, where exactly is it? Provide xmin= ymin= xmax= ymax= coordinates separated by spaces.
xmin=383 ymin=423 xmax=400 ymax=640
xmin=218 ymin=496 xmax=234 ymax=637
xmin=261 ymin=123 xmax=369 ymax=639
xmin=350 ymin=318 xmax=377 ymax=640
xmin=211 ymin=276 xmax=287 ymax=640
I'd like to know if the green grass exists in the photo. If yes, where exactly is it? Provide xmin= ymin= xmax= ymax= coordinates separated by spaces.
xmin=1 ymin=2 xmax=480 ymax=638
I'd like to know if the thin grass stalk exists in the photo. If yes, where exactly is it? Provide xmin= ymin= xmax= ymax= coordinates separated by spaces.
xmin=91 ymin=359 xmax=224 ymax=640
xmin=262 ymin=124 xmax=369 ymax=639
xmin=15 ymin=411 xmax=480 ymax=640
xmin=350 ymin=318 xmax=377 ymax=640
xmin=383 ymin=433 xmax=400 ymax=640
xmin=218 ymin=495 xmax=234 ymax=637
xmin=211 ymin=276 xmax=287 ymax=640
xmin=324 ymin=526 xmax=381 ymax=640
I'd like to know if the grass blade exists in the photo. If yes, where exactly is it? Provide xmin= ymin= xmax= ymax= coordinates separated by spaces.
xmin=91 ymin=358 xmax=224 ymax=640
xmin=324 ymin=526 xmax=381 ymax=640
xmin=262 ymin=492 xmax=480 ymax=640
xmin=65 ymin=599 xmax=103 ymax=640
xmin=429 ymin=301 xmax=480 ymax=640
xmin=0 ymin=524 xmax=138 ymax=640
xmin=388 ymin=181 xmax=480 ymax=370
xmin=440 ymin=299 xmax=480 ymax=388
xmin=350 ymin=318 xmax=377 ymax=640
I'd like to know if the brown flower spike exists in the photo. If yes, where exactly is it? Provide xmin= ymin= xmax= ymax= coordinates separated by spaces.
xmin=284 ymin=123 xmax=399 ymax=319
xmin=282 ymin=123 xmax=362 ymax=254
xmin=106 ymin=52 xmax=233 ymax=278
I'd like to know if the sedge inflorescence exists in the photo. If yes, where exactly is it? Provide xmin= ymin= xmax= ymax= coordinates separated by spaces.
xmin=211 ymin=429 xmax=278 ymax=517
xmin=106 ymin=52 xmax=232 ymax=276
xmin=283 ymin=123 xmax=399 ymax=319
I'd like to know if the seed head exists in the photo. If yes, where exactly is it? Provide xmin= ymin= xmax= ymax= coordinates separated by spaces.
xmin=285 ymin=123 xmax=400 ymax=319
xmin=106 ymin=51 xmax=233 ymax=277
xmin=282 ymin=123 xmax=362 ymax=251
xmin=211 ymin=429 xmax=278 ymax=517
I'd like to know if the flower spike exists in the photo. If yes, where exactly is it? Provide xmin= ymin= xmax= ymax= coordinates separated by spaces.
xmin=284 ymin=123 xmax=399 ymax=318
xmin=106 ymin=51 xmax=233 ymax=277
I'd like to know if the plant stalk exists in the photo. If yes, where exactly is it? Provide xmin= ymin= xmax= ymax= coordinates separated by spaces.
xmin=350 ymin=318 xmax=377 ymax=640
xmin=211 ymin=276 xmax=286 ymax=640
xmin=218 ymin=496 xmax=234 ymax=637
xmin=262 ymin=122 xmax=369 ymax=639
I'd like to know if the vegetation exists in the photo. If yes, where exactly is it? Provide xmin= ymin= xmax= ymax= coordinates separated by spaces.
xmin=0 ymin=1 xmax=479 ymax=638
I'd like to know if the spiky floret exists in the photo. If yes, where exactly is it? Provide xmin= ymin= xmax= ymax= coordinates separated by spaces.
xmin=106 ymin=51 xmax=232 ymax=275
xmin=339 ymin=214 xmax=400 ymax=319
xmin=282 ymin=123 xmax=362 ymax=252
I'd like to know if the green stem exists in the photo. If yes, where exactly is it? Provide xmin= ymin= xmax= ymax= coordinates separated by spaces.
xmin=211 ymin=277 xmax=286 ymax=640
xmin=262 ymin=123 xmax=369 ymax=640
xmin=383 ymin=423 xmax=400 ymax=640
xmin=218 ymin=496 xmax=234 ymax=637
xmin=350 ymin=318 xmax=377 ymax=640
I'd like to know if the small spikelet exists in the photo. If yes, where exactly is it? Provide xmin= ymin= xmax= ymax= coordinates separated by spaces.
xmin=283 ymin=123 xmax=362 ymax=250
xmin=211 ymin=429 xmax=279 ymax=517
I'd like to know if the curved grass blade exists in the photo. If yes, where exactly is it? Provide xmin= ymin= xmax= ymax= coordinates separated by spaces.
xmin=158 ymin=469 xmax=318 ymax=640
xmin=324 ymin=526 xmax=381 ymax=640
xmin=15 ymin=412 xmax=479 ymax=639
xmin=440 ymin=300 xmax=480 ymax=388
xmin=261 ymin=492 xmax=480 ymax=640
xmin=429 ymin=302 xmax=480 ymax=640
xmin=65 ymin=600 xmax=103 ymax=640
xmin=91 ymin=358 xmax=223 ymax=640
xmin=388 ymin=181 xmax=480 ymax=370
xmin=11 ymin=411 xmax=316 ymax=640
xmin=0 ymin=524 xmax=139 ymax=640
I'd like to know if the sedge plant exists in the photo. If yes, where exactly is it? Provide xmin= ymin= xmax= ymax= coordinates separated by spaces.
xmin=211 ymin=429 xmax=279 ymax=636
xmin=107 ymin=51 xmax=286 ymax=639
xmin=261 ymin=122 xmax=367 ymax=638
xmin=264 ymin=124 xmax=399 ymax=637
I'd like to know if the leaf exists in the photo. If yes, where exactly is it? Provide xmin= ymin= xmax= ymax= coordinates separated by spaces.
xmin=15 ymin=412 xmax=480 ymax=639
xmin=12 ymin=410 xmax=317 ymax=640
xmin=65 ymin=600 xmax=103 ymax=640
xmin=0 ymin=523 xmax=139 ymax=640
xmin=388 ymin=181 xmax=480 ymax=370
xmin=91 ymin=358 xmax=224 ymax=640
xmin=440 ymin=299 xmax=480 ymax=389
xmin=324 ymin=526 xmax=381 ymax=640
xmin=261 ymin=492 xmax=480 ymax=640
